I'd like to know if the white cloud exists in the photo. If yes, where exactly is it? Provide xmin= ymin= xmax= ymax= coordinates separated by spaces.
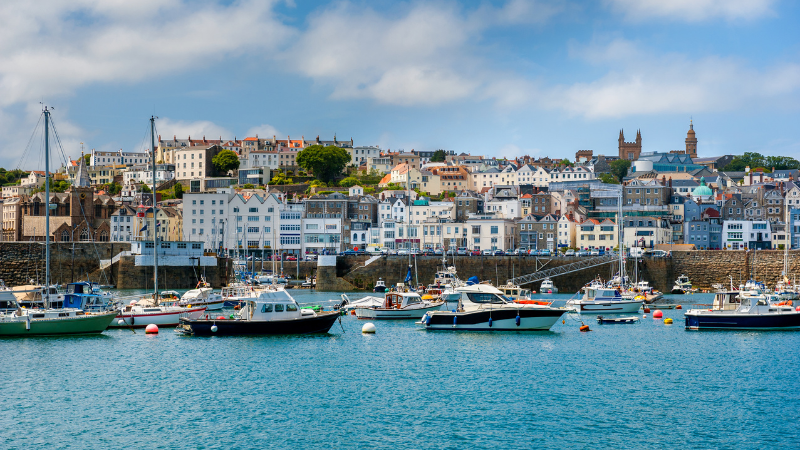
xmin=605 ymin=0 xmax=776 ymax=22
xmin=157 ymin=118 xmax=232 ymax=141
xmin=549 ymin=39 xmax=800 ymax=118
xmin=283 ymin=1 xmax=552 ymax=106
xmin=245 ymin=124 xmax=281 ymax=139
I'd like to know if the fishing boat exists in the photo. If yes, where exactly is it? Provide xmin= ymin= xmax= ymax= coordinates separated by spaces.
xmin=419 ymin=283 xmax=565 ymax=331
xmin=178 ymin=286 xmax=340 ymax=335
xmin=221 ymin=283 xmax=259 ymax=308
xmin=596 ymin=315 xmax=639 ymax=324
xmin=685 ymin=287 xmax=800 ymax=330
xmin=539 ymin=277 xmax=558 ymax=294
xmin=373 ymin=278 xmax=388 ymax=293
xmin=108 ymin=117 xmax=206 ymax=328
xmin=0 ymin=107 xmax=117 ymax=336
xmin=301 ymin=277 xmax=315 ymax=288
xmin=355 ymin=291 xmax=444 ymax=320
xmin=671 ymin=275 xmax=695 ymax=294
xmin=566 ymin=285 xmax=642 ymax=314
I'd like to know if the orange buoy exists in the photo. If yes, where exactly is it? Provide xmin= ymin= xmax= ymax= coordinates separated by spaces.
xmin=653 ymin=310 xmax=663 ymax=319
xmin=145 ymin=324 xmax=159 ymax=334
xmin=579 ymin=325 xmax=590 ymax=332
xmin=676 ymin=305 xmax=682 ymax=309
xmin=643 ymin=307 xmax=651 ymax=313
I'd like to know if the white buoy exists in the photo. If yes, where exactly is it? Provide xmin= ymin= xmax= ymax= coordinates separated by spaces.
xmin=362 ymin=322 xmax=376 ymax=334
xmin=117 ymin=319 xmax=124 ymax=325
xmin=210 ymin=325 xmax=218 ymax=333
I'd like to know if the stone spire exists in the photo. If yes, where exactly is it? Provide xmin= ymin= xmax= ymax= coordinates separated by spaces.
xmin=75 ymin=152 xmax=92 ymax=188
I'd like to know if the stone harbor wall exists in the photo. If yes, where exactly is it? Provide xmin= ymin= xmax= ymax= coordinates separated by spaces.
xmin=0 ymin=242 xmax=125 ymax=287
xmin=315 ymin=251 xmax=800 ymax=292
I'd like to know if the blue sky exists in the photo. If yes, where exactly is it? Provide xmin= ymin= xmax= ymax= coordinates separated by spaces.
xmin=1 ymin=0 xmax=799 ymax=170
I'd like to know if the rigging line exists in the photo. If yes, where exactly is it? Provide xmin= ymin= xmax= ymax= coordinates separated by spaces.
xmin=14 ymin=113 xmax=45 ymax=173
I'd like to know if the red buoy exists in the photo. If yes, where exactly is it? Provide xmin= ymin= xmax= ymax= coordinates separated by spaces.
xmin=643 ymin=307 xmax=651 ymax=313
xmin=653 ymin=310 xmax=663 ymax=319
xmin=145 ymin=324 xmax=159 ymax=334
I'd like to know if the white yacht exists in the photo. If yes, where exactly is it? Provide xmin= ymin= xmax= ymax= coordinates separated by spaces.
xmin=566 ymin=285 xmax=642 ymax=314
xmin=419 ymin=283 xmax=565 ymax=331
xmin=686 ymin=288 xmax=800 ymax=330
xmin=180 ymin=280 xmax=225 ymax=311
xmin=355 ymin=291 xmax=444 ymax=320
xmin=539 ymin=278 xmax=558 ymax=294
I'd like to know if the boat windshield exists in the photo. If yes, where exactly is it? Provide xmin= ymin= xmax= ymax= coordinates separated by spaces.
xmin=466 ymin=293 xmax=507 ymax=304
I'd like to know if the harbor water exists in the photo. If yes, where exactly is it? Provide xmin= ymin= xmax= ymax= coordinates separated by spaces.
xmin=2 ymin=291 xmax=799 ymax=449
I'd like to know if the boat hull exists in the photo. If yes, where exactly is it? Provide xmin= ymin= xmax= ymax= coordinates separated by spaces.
xmin=685 ymin=311 xmax=800 ymax=330
xmin=569 ymin=300 xmax=642 ymax=314
xmin=0 ymin=311 xmax=117 ymax=336
xmin=108 ymin=307 xmax=207 ymax=328
xmin=179 ymin=311 xmax=340 ymax=335
xmin=355 ymin=303 xmax=444 ymax=320
xmin=421 ymin=307 xmax=565 ymax=331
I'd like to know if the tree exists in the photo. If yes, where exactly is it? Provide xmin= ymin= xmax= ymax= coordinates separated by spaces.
xmin=598 ymin=173 xmax=619 ymax=184
xmin=104 ymin=182 xmax=122 ymax=195
xmin=212 ymin=150 xmax=240 ymax=175
xmin=173 ymin=183 xmax=183 ymax=199
xmin=339 ymin=177 xmax=359 ymax=187
xmin=83 ymin=154 xmax=91 ymax=166
xmin=560 ymin=158 xmax=574 ymax=167
xmin=296 ymin=145 xmax=350 ymax=183
xmin=431 ymin=150 xmax=447 ymax=162
xmin=609 ymin=159 xmax=632 ymax=183
xmin=724 ymin=152 xmax=800 ymax=171
xmin=243 ymin=183 xmax=255 ymax=189
xmin=139 ymin=182 xmax=152 ymax=193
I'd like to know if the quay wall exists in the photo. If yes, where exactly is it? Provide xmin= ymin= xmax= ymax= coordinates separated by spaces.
xmin=316 ymin=251 xmax=800 ymax=292
xmin=0 ymin=242 xmax=126 ymax=287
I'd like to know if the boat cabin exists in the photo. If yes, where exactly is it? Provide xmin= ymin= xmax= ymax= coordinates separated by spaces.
xmin=711 ymin=291 xmax=741 ymax=311
xmin=239 ymin=289 xmax=314 ymax=321
xmin=62 ymin=282 xmax=114 ymax=311
xmin=497 ymin=284 xmax=531 ymax=300
xmin=382 ymin=292 xmax=423 ymax=309
xmin=583 ymin=287 xmax=623 ymax=301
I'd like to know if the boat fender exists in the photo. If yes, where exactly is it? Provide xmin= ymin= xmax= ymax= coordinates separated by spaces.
xmin=425 ymin=314 xmax=432 ymax=326
xmin=643 ymin=307 xmax=650 ymax=313
xmin=210 ymin=325 xmax=218 ymax=332
xmin=453 ymin=316 xmax=457 ymax=327
xmin=131 ymin=316 xmax=135 ymax=325
xmin=488 ymin=317 xmax=492 ymax=328
xmin=579 ymin=325 xmax=590 ymax=332
xmin=515 ymin=314 xmax=520 ymax=326
xmin=675 ymin=305 xmax=682 ymax=310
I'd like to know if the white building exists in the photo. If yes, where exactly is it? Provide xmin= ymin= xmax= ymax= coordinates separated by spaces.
xmin=549 ymin=166 xmax=595 ymax=182
xmin=122 ymin=164 xmax=175 ymax=186
xmin=350 ymin=146 xmax=381 ymax=165
xmin=280 ymin=203 xmax=304 ymax=256
xmin=465 ymin=214 xmax=516 ymax=251
xmin=722 ymin=220 xmax=772 ymax=250
xmin=91 ymin=149 xmax=150 ymax=167
xmin=622 ymin=216 xmax=672 ymax=249
xmin=557 ymin=214 xmax=578 ymax=249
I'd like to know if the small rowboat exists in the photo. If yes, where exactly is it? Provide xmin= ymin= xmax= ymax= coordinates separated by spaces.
xmin=649 ymin=304 xmax=679 ymax=310
xmin=596 ymin=315 xmax=639 ymax=324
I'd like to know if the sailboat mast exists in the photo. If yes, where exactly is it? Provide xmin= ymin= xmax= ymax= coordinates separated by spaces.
xmin=150 ymin=116 xmax=158 ymax=295
xmin=44 ymin=107 xmax=51 ymax=308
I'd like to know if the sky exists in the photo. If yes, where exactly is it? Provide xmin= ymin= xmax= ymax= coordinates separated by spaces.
xmin=1 ymin=0 xmax=799 ymax=170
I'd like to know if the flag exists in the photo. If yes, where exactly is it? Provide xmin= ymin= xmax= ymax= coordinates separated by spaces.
xmin=404 ymin=265 xmax=412 ymax=283
xmin=140 ymin=224 xmax=148 ymax=232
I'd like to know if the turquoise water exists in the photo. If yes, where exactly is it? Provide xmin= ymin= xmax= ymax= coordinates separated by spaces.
xmin=2 ymin=291 xmax=799 ymax=449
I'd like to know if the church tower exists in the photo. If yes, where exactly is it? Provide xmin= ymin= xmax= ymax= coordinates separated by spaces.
xmin=618 ymin=129 xmax=642 ymax=160
xmin=70 ymin=152 xmax=95 ymax=226
xmin=685 ymin=120 xmax=697 ymax=158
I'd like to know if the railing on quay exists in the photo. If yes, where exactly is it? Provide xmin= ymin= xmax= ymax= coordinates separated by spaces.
xmin=507 ymin=253 xmax=619 ymax=286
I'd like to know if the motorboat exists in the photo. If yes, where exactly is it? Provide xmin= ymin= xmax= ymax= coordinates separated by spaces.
xmin=685 ymin=288 xmax=800 ymax=330
xmin=221 ymin=284 xmax=260 ymax=308
xmin=671 ymin=274 xmax=695 ymax=294
xmin=108 ymin=293 xmax=207 ymax=328
xmin=11 ymin=284 xmax=64 ymax=309
xmin=180 ymin=280 xmax=225 ymax=311
xmin=566 ymin=284 xmax=642 ymax=314
xmin=338 ymin=294 xmax=384 ymax=312
xmin=774 ymin=276 xmax=799 ymax=301
xmin=539 ymin=277 xmax=558 ymax=294
xmin=497 ymin=283 xmax=533 ymax=300
xmin=179 ymin=286 xmax=340 ymax=335
xmin=623 ymin=280 xmax=663 ymax=304
xmin=355 ymin=291 xmax=444 ymax=320
xmin=256 ymin=274 xmax=288 ymax=286
xmin=301 ymin=277 xmax=315 ymax=288
xmin=419 ymin=283 xmax=565 ymax=331
xmin=374 ymin=278 xmax=388 ymax=293
xmin=61 ymin=282 xmax=118 ymax=312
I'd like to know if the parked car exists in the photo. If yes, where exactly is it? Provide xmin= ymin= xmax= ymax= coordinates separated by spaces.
xmin=482 ymin=249 xmax=493 ymax=256
xmin=397 ymin=249 xmax=409 ymax=255
xmin=433 ymin=248 xmax=444 ymax=256
xmin=493 ymin=250 xmax=506 ymax=256
xmin=564 ymin=249 xmax=575 ymax=256
xmin=589 ymin=249 xmax=599 ymax=256
xmin=457 ymin=247 xmax=469 ymax=256
xmin=341 ymin=250 xmax=358 ymax=256
xmin=422 ymin=249 xmax=434 ymax=256
xmin=286 ymin=256 xmax=298 ymax=261
xmin=304 ymin=255 xmax=317 ymax=261
xmin=577 ymin=250 xmax=589 ymax=257
xmin=471 ymin=250 xmax=482 ymax=256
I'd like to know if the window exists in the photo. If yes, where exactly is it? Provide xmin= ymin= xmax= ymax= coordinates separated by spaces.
xmin=491 ymin=226 xmax=499 ymax=234
xmin=261 ymin=304 xmax=273 ymax=313
xmin=274 ymin=304 xmax=284 ymax=312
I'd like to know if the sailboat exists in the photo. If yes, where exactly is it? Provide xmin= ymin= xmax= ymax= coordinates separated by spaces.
xmin=0 ymin=107 xmax=117 ymax=336
xmin=108 ymin=116 xmax=206 ymax=328
xmin=775 ymin=206 xmax=799 ymax=300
